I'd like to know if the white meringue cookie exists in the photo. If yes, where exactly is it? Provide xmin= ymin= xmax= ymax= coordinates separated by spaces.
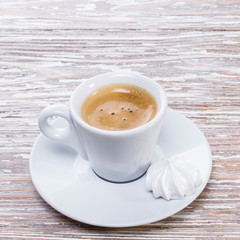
xmin=146 ymin=155 xmax=201 ymax=200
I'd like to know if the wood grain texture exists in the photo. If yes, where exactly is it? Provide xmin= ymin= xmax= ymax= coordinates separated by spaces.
xmin=0 ymin=0 xmax=240 ymax=239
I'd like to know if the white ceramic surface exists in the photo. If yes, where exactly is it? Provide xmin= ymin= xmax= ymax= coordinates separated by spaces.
xmin=30 ymin=108 xmax=212 ymax=227
xmin=38 ymin=72 xmax=167 ymax=183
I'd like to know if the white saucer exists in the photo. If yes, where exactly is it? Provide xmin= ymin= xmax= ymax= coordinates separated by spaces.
xmin=30 ymin=108 xmax=212 ymax=227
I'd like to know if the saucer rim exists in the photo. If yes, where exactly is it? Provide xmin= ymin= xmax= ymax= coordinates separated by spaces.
xmin=29 ymin=108 xmax=212 ymax=227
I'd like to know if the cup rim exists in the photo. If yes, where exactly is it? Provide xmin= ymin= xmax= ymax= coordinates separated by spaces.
xmin=70 ymin=71 xmax=168 ymax=137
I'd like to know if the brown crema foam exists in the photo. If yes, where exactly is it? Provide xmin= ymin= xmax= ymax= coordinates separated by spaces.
xmin=81 ymin=83 xmax=157 ymax=131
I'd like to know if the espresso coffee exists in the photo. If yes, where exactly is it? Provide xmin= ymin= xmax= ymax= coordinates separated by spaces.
xmin=81 ymin=83 xmax=157 ymax=131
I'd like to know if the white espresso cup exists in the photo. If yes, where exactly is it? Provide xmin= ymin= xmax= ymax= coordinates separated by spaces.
xmin=38 ymin=72 xmax=168 ymax=183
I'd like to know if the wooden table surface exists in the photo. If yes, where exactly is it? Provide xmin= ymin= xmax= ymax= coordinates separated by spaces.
xmin=1 ymin=0 xmax=240 ymax=239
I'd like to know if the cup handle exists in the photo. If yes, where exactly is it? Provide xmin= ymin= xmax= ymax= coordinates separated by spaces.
xmin=38 ymin=104 xmax=87 ymax=159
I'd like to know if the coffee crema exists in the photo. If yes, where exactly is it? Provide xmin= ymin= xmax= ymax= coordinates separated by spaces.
xmin=81 ymin=83 xmax=157 ymax=131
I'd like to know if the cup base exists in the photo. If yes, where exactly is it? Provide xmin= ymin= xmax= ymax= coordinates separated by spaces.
xmin=92 ymin=168 xmax=149 ymax=184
